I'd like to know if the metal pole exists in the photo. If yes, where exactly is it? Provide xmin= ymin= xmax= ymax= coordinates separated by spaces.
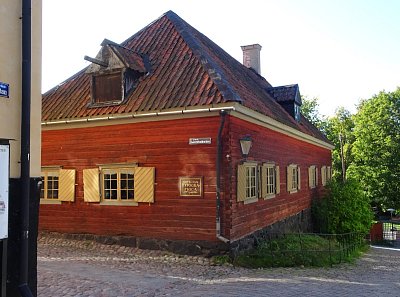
xmin=19 ymin=0 xmax=33 ymax=296
xmin=216 ymin=110 xmax=229 ymax=243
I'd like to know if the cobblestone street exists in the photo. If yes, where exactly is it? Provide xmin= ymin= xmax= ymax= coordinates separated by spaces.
xmin=38 ymin=235 xmax=400 ymax=297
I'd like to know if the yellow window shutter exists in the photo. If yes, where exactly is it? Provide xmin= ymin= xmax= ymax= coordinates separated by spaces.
xmin=308 ymin=167 xmax=312 ymax=188
xmin=297 ymin=166 xmax=301 ymax=190
xmin=316 ymin=168 xmax=319 ymax=186
xmin=275 ymin=166 xmax=280 ymax=194
xmin=59 ymin=169 xmax=76 ymax=202
xmin=261 ymin=164 xmax=267 ymax=199
xmin=287 ymin=165 xmax=292 ymax=192
xmin=83 ymin=168 xmax=100 ymax=202
xmin=134 ymin=167 xmax=155 ymax=203
xmin=321 ymin=166 xmax=326 ymax=186
xmin=237 ymin=164 xmax=246 ymax=202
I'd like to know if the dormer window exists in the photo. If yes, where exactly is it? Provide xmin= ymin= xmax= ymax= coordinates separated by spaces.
xmin=92 ymin=71 xmax=122 ymax=104
xmin=266 ymin=84 xmax=302 ymax=122
xmin=294 ymin=104 xmax=301 ymax=122
xmin=85 ymin=39 xmax=150 ymax=107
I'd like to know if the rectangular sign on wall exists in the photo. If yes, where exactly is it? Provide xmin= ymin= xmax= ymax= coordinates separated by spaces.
xmin=0 ymin=82 xmax=9 ymax=98
xmin=0 ymin=145 xmax=9 ymax=239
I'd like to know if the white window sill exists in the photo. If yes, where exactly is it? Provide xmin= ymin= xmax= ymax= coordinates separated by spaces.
xmin=243 ymin=197 xmax=258 ymax=205
xmin=289 ymin=189 xmax=298 ymax=194
xmin=100 ymin=200 xmax=138 ymax=206
xmin=40 ymin=199 xmax=62 ymax=205
xmin=263 ymin=194 xmax=276 ymax=200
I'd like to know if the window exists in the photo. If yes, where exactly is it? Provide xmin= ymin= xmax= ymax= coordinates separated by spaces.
xmin=246 ymin=165 xmax=257 ymax=199
xmin=261 ymin=163 xmax=280 ymax=199
xmin=327 ymin=166 xmax=332 ymax=181
xmin=321 ymin=166 xmax=331 ymax=186
xmin=308 ymin=165 xmax=318 ymax=189
xmin=287 ymin=164 xmax=301 ymax=193
xmin=102 ymin=168 xmax=134 ymax=201
xmin=41 ymin=169 xmax=59 ymax=200
xmin=237 ymin=162 xmax=280 ymax=203
xmin=40 ymin=167 xmax=76 ymax=203
xmin=91 ymin=69 xmax=142 ymax=106
xmin=92 ymin=72 xmax=122 ymax=104
xmin=83 ymin=164 xmax=155 ymax=205
xmin=294 ymin=104 xmax=301 ymax=122
xmin=237 ymin=162 xmax=259 ymax=203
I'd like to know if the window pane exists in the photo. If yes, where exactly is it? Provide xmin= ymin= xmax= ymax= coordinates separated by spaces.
xmin=245 ymin=166 xmax=257 ymax=199
xmin=46 ymin=175 xmax=59 ymax=199
xmin=292 ymin=167 xmax=297 ymax=190
xmin=104 ymin=170 xmax=117 ymax=200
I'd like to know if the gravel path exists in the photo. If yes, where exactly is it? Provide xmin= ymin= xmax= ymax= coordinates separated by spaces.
xmin=37 ymin=235 xmax=400 ymax=297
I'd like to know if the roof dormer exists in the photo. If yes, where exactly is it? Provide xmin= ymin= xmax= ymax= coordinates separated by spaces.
xmin=266 ymin=84 xmax=302 ymax=122
xmin=85 ymin=39 xmax=150 ymax=106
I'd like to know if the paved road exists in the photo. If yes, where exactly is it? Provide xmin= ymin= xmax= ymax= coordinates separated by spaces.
xmin=38 ymin=235 xmax=400 ymax=297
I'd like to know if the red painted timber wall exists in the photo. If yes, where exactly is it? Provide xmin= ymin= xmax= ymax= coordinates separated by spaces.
xmin=40 ymin=116 xmax=222 ymax=242
xmin=225 ymin=116 xmax=331 ymax=241
xmin=40 ymin=114 xmax=331 ymax=243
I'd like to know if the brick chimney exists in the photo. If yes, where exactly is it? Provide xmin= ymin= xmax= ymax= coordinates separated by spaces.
xmin=241 ymin=44 xmax=262 ymax=74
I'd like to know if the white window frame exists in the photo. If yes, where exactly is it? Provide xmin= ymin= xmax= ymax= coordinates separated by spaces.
xmin=99 ymin=163 xmax=137 ymax=205
xmin=287 ymin=164 xmax=300 ymax=193
xmin=40 ymin=167 xmax=60 ymax=203
xmin=101 ymin=167 xmax=135 ymax=202
xmin=262 ymin=163 xmax=280 ymax=199
xmin=237 ymin=162 xmax=260 ymax=204
xmin=309 ymin=165 xmax=318 ymax=189
xmin=245 ymin=163 xmax=258 ymax=201
xmin=321 ymin=165 xmax=331 ymax=186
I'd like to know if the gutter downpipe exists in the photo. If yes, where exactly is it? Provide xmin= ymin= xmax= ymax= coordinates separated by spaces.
xmin=19 ymin=0 xmax=34 ymax=296
xmin=216 ymin=110 xmax=229 ymax=243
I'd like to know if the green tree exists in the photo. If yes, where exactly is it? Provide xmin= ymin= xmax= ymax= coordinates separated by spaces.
xmin=301 ymin=96 xmax=321 ymax=126
xmin=324 ymin=108 xmax=355 ymax=181
xmin=350 ymin=88 xmax=400 ymax=209
xmin=312 ymin=179 xmax=373 ymax=235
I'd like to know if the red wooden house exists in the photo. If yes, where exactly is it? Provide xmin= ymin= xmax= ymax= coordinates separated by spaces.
xmin=40 ymin=11 xmax=333 ymax=254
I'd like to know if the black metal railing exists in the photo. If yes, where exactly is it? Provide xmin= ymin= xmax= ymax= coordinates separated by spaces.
xmin=250 ymin=232 xmax=366 ymax=267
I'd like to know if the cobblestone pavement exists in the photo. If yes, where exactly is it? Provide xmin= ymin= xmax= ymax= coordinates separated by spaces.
xmin=37 ymin=235 xmax=400 ymax=297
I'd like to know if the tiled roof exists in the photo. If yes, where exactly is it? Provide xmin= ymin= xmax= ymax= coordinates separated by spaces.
xmin=266 ymin=84 xmax=302 ymax=105
xmin=42 ymin=11 xmax=328 ymax=143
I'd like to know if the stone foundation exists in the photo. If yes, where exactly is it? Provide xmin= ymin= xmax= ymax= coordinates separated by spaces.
xmin=229 ymin=208 xmax=313 ymax=256
xmin=40 ymin=208 xmax=312 ymax=258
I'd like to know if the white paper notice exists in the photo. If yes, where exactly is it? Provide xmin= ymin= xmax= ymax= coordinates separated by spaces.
xmin=0 ymin=145 xmax=9 ymax=239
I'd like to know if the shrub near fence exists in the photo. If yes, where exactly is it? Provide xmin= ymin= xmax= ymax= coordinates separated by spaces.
xmin=234 ymin=232 xmax=366 ymax=268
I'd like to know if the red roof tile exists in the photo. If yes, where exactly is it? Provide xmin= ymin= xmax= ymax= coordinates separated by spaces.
xmin=42 ymin=11 xmax=328 ymax=143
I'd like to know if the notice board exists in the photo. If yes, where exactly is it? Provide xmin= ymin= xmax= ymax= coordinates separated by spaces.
xmin=0 ymin=145 xmax=9 ymax=239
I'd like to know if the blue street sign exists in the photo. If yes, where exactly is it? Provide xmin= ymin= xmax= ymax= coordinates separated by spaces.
xmin=0 ymin=82 xmax=9 ymax=98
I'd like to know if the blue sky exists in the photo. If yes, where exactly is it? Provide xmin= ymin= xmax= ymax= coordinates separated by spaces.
xmin=42 ymin=0 xmax=400 ymax=116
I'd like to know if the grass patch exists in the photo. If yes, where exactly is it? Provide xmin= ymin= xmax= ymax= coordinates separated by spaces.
xmin=233 ymin=234 xmax=368 ymax=268
xmin=211 ymin=255 xmax=231 ymax=265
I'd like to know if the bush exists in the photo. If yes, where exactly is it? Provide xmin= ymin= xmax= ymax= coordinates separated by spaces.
xmin=312 ymin=178 xmax=373 ymax=235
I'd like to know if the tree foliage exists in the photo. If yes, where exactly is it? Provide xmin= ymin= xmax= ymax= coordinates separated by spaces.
xmin=324 ymin=107 xmax=355 ymax=181
xmin=312 ymin=179 xmax=373 ymax=235
xmin=301 ymin=96 xmax=323 ymax=128
xmin=302 ymin=89 xmax=400 ymax=210
xmin=350 ymin=88 xmax=400 ymax=209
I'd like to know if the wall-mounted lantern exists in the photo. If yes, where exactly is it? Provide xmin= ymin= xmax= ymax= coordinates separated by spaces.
xmin=239 ymin=136 xmax=252 ymax=158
